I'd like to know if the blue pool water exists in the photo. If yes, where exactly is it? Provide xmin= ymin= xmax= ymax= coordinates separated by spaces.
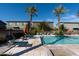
xmin=42 ymin=36 xmax=79 ymax=44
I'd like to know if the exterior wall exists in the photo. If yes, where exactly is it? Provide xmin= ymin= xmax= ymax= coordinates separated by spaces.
xmin=6 ymin=21 xmax=54 ymax=31
xmin=33 ymin=22 xmax=54 ymax=29
xmin=60 ymin=22 xmax=79 ymax=31
xmin=32 ymin=22 xmax=39 ymax=28
xmin=6 ymin=22 xmax=28 ymax=30
xmin=64 ymin=23 xmax=79 ymax=30
xmin=48 ymin=23 xmax=54 ymax=29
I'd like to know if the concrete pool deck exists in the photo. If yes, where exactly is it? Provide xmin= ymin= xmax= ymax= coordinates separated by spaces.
xmin=45 ymin=44 xmax=79 ymax=56
xmin=6 ymin=45 xmax=52 ymax=56
xmin=0 ymin=44 xmax=15 ymax=55
xmin=3 ymin=36 xmax=79 ymax=56
xmin=4 ymin=44 xmax=79 ymax=56
xmin=4 ymin=37 xmax=53 ymax=56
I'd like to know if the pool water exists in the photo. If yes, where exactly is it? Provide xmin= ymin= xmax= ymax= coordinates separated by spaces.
xmin=42 ymin=36 xmax=79 ymax=44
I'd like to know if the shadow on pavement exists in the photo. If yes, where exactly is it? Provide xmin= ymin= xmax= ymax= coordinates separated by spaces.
xmin=12 ymin=44 xmax=42 ymax=56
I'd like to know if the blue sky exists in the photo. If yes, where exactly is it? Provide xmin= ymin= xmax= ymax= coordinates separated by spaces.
xmin=0 ymin=3 xmax=79 ymax=26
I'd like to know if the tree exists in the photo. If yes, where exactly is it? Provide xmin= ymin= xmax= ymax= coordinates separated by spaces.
xmin=25 ymin=6 xmax=38 ymax=32
xmin=76 ymin=10 xmax=79 ymax=17
xmin=60 ymin=24 xmax=65 ymax=35
xmin=38 ymin=22 xmax=52 ymax=32
xmin=53 ymin=5 xmax=66 ymax=33
xmin=23 ymin=24 xmax=28 ymax=34
xmin=31 ymin=27 xmax=38 ymax=35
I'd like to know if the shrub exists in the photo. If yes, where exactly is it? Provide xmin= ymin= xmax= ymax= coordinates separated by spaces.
xmin=54 ymin=27 xmax=64 ymax=35
xmin=13 ymin=33 xmax=24 ymax=39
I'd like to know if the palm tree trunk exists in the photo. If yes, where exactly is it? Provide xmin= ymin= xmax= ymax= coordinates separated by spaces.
xmin=58 ymin=15 xmax=60 ymax=33
xmin=29 ymin=14 xmax=32 ymax=33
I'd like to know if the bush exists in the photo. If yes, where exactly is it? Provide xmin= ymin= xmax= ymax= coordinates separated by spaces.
xmin=0 ymin=32 xmax=8 ymax=44
xmin=13 ymin=33 xmax=24 ymax=39
xmin=0 ymin=40 xmax=7 ymax=44
xmin=54 ymin=28 xmax=64 ymax=35
xmin=59 ymin=30 xmax=64 ymax=35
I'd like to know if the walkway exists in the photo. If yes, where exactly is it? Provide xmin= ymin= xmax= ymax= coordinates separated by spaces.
xmin=46 ymin=44 xmax=79 ymax=56
xmin=4 ymin=37 xmax=53 ymax=56
xmin=0 ymin=44 xmax=15 ymax=55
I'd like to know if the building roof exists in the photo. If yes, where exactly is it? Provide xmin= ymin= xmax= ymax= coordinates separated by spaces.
xmin=6 ymin=21 xmax=53 ymax=23
xmin=60 ymin=22 xmax=79 ymax=24
xmin=0 ymin=20 xmax=6 ymax=25
xmin=6 ymin=21 xmax=29 ymax=23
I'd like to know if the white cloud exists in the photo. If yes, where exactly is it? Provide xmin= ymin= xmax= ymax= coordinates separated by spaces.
xmin=51 ymin=14 xmax=79 ymax=26
xmin=61 ymin=14 xmax=79 ymax=22
xmin=46 ymin=19 xmax=53 ymax=21
xmin=47 ymin=14 xmax=79 ymax=27
xmin=62 ymin=15 xmax=77 ymax=19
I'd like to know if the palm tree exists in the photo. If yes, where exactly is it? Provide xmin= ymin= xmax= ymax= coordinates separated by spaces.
xmin=76 ymin=10 xmax=79 ymax=17
xmin=25 ymin=6 xmax=38 ymax=33
xmin=53 ymin=5 xmax=65 ymax=33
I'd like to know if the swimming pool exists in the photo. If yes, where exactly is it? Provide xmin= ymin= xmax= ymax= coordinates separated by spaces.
xmin=42 ymin=36 xmax=79 ymax=44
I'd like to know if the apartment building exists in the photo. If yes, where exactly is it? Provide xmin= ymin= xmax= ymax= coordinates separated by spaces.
xmin=60 ymin=22 xmax=79 ymax=34
xmin=6 ymin=21 xmax=54 ymax=31
xmin=60 ymin=22 xmax=79 ymax=30
xmin=6 ymin=21 xmax=29 ymax=30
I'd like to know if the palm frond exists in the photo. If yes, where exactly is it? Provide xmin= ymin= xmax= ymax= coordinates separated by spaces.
xmin=53 ymin=4 xmax=67 ymax=16
xmin=25 ymin=6 xmax=38 ymax=16
xmin=76 ymin=10 xmax=79 ymax=17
